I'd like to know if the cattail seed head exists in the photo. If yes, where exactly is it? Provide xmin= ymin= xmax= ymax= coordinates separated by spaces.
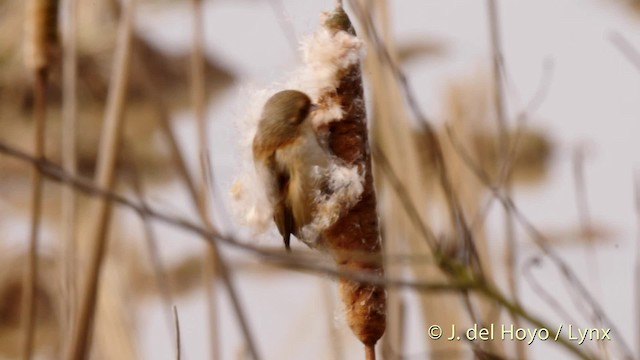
xmin=24 ymin=0 xmax=60 ymax=72
xmin=317 ymin=7 xmax=387 ymax=348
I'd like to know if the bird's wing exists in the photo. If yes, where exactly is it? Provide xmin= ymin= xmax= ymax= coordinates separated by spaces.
xmin=273 ymin=196 xmax=294 ymax=251
xmin=263 ymin=154 xmax=295 ymax=251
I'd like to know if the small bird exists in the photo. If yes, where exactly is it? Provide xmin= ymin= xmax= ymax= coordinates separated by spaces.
xmin=252 ymin=90 xmax=330 ymax=251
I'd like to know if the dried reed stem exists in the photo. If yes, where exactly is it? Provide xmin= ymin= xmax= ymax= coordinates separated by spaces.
xmin=190 ymin=1 xmax=220 ymax=359
xmin=0 ymin=136 xmax=601 ymax=360
xmin=486 ymin=1 xmax=524 ymax=358
xmin=66 ymin=0 xmax=136 ymax=358
xmin=60 ymin=0 xmax=78 ymax=350
xmin=191 ymin=0 xmax=212 ymax=201
xmin=610 ymin=32 xmax=640 ymax=72
xmin=22 ymin=0 xmax=59 ymax=357
xmin=0 ymin=142 xmax=464 ymax=291
xmin=21 ymin=67 xmax=47 ymax=360
xmin=267 ymin=0 xmax=299 ymax=55
xmin=572 ymin=148 xmax=606 ymax=317
xmin=572 ymin=146 xmax=609 ymax=359
xmin=634 ymin=173 xmax=640 ymax=357
xmin=173 ymin=306 xmax=181 ymax=360
xmin=448 ymin=127 xmax=627 ymax=359
xmin=358 ymin=2 xmax=414 ymax=358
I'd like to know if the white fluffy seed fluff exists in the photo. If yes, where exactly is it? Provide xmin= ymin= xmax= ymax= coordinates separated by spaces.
xmin=300 ymin=23 xmax=364 ymax=98
xmin=300 ymin=163 xmax=365 ymax=247
xmin=230 ymin=12 xmax=365 ymax=243
xmin=230 ymin=87 xmax=276 ymax=233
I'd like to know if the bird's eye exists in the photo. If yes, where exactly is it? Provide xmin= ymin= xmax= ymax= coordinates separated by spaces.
xmin=295 ymin=102 xmax=311 ymax=123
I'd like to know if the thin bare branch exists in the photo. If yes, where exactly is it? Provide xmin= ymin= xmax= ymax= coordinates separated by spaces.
xmin=572 ymin=146 xmax=606 ymax=325
xmin=0 ymin=140 xmax=470 ymax=292
xmin=486 ymin=2 xmax=525 ymax=358
xmin=446 ymin=125 xmax=634 ymax=359
xmin=267 ymin=0 xmax=299 ymax=55
xmin=522 ymin=256 xmax=579 ymax=326
xmin=349 ymin=0 xmax=483 ymax=276
xmin=466 ymin=60 xmax=554 ymax=235
xmin=610 ymin=32 xmax=640 ymax=72
xmin=0 ymin=139 xmax=602 ymax=360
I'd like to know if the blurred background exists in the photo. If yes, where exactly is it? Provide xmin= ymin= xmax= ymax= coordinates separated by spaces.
xmin=1 ymin=0 xmax=640 ymax=359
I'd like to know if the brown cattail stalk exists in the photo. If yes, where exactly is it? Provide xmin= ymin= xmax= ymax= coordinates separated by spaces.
xmin=22 ymin=0 xmax=59 ymax=359
xmin=319 ymin=7 xmax=386 ymax=354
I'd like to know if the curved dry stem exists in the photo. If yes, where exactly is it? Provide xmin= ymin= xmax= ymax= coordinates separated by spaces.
xmin=0 ymin=139 xmax=600 ymax=360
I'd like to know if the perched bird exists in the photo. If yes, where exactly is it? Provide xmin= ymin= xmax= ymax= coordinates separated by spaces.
xmin=252 ymin=90 xmax=330 ymax=251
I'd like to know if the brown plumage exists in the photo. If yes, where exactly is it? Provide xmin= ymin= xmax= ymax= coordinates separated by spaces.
xmin=252 ymin=90 xmax=330 ymax=251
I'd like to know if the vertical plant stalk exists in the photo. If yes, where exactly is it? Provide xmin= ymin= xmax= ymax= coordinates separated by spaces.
xmin=66 ymin=0 xmax=135 ymax=358
xmin=321 ymin=7 xmax=386 ymax=359
xmin=22 ymin=0 xmax=59 ymax=358
xmin=173 ymin=306 xmax=181 ymax=360
xmin=634 ymin=173 xmax=640 ymax=357
xmin=364 ymin=345 xmax=376 ymax=360
xmin=190 ymin=1 xmax=220 ymax=359
xmin=21 ymin=67 xmax=47 ymax=360
xmin=486 ymin=1 xmax=524 ymax=358
xmin=61 ymin=0 xmax=78 ymax=351
xmin=360 ymin=3 xmax=412 ymax=358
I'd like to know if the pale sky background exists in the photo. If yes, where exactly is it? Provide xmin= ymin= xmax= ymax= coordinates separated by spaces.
xmin=131 ymin=1 xmax=640 ymax=359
